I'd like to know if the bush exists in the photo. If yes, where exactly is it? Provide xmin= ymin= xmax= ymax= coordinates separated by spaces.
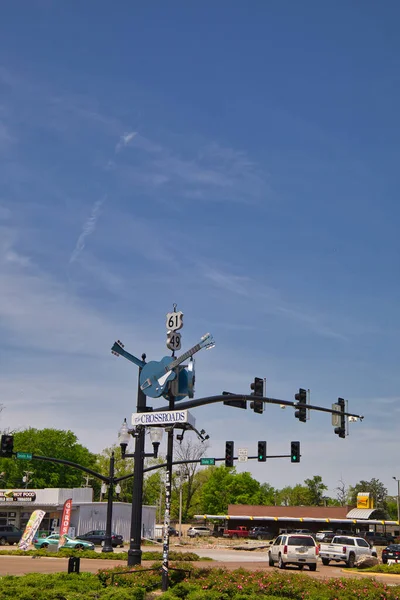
xmin=1 ymin=563 xmax=400 ymax=599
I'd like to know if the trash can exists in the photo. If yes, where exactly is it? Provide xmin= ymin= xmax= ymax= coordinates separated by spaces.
xmin=67 ymin=556 xmax=80 ymax=574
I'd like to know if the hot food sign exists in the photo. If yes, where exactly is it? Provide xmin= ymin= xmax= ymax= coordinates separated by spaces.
xmin=0 ymin=490 xmax=36 ymax=502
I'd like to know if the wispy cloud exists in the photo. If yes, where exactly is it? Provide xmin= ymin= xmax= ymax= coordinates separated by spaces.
xmin=115 ymin=131 xmax=137 ymax=153
xmin=114 ymin=135 xmax=270 ymax=205
xmin=201 ymin=263 xmax=348 ymax=341
xmin=69 ymin=197 xmax=106 ymax=264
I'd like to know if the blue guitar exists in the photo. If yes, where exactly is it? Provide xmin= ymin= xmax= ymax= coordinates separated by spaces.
xmin=139 ymin=333 xmax=215 ymax=398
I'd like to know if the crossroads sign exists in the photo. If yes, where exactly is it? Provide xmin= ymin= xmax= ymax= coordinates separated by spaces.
xmin=131 ymin=409 xmax=196 ymax=428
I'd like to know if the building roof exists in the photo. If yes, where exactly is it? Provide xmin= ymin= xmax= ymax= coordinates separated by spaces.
xmin=228 ymin=504 xmax=352 ymax=519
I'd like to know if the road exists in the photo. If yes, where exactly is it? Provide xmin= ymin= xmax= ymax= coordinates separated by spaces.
xmin=0 ymin=548 xmax=400 ymax=586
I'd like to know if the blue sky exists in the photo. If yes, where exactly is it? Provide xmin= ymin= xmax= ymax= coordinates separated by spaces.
xmin=1 ymin=1 xmax=399 ymax=499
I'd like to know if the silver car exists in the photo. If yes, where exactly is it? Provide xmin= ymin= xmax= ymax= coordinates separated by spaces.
xmin=187 ymin=526 xmax=211 ymax=538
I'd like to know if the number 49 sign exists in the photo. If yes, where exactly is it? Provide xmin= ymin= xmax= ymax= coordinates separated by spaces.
xmin=166 ymin=331 xmax=181 ymax=351
xmin=166 ymin=311 xmax=184 ymax=332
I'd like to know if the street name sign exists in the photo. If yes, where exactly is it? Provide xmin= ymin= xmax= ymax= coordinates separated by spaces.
xmin=131 ymin=409 xmax=196 ymax=428
xmin=200 ymin=458 xmax=215 ymax=466
xmin=16 ymin=452 xmax=32 ymax=460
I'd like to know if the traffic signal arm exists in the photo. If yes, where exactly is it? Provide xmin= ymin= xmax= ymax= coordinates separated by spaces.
xmin=158 ymin=394 xmax=364 ymax=421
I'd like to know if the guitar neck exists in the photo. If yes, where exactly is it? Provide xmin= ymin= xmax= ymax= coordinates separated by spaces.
xmin=168 ymin=343 xmax=201 ymax=371
xmin=113 ymin=345 xmax=146 ymax=369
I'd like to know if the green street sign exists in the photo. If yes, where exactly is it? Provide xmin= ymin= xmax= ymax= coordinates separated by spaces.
xmin=200 ymin=458 xmax=215 ymax=466
xmin=16 ymin=452 xmax=32 ymax=460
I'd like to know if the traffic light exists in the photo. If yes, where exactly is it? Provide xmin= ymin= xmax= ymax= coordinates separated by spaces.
xmin=334 ymin=398 xmax=346 ymax=439
xmin=257 ymin=441 xmax=267 ymax=462
xmin=0 ymin=435 xmax=14 ymax=458
xmin=290 ymin=441 xmax=300 ymax=463
xmin=294 ymin=388 xmax=307 ymax=422
xmin=250 ymin=377 xmax=264 ymax=414
xmin=225 ymin=441 xmax=234 ymax=467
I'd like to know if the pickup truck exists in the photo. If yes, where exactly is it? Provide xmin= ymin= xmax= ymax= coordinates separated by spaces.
xmin=223 ymin=526 xmax=249 ymax=539
xmin=319 ymin=535 xmax=377 ymax=568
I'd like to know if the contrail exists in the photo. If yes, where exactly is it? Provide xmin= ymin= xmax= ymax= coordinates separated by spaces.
xmin=69 ymin=196 xmax=106 ymax=264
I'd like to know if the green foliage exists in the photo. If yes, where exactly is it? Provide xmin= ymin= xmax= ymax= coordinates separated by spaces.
xmin=348 ymin=478 xmax=388 ymax=508
xmin=95 ymin=445 xmax=134 ymax=503
xmin=303 ymin=475 xmax=328 ymax=505
xmin=356 ymin=562 xmax=400 ymax=574
xmin=2 ymin=566 xmax=400 ymax=599
xmin=0 ymin=428 xmax=98 ymax=490
xmin=200 ymin=467 xmax=266 ymax=514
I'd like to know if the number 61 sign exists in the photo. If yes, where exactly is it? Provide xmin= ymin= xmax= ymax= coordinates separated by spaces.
xmin=166 ymin=311 xmax=184 ymax=332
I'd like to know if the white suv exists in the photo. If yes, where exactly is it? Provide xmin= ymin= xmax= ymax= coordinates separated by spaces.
xmin=269 ymin=534 xmax=318 ymax=571
xmin=187 ymin=526 xmax=212 ymax=538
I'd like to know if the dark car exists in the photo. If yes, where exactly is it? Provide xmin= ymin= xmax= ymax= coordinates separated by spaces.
xmin=76 ymin=529 xmax=124 ymax=548
xmin=362 ymin=532 xmax=396 ymax=546
xmin=248 ymin=527 xmax=274 ymax=540
xmin=382 ymin=544 xmax=400 ymax=564
xmin=168 ymin=526 xmax=179 ymax=537
xmin=0 ymin=525 xmax=23 ymax=545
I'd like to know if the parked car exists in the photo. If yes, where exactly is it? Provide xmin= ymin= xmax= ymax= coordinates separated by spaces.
xmin=382 ymin=544 xmax=400 ymax=564
xmin=33 ymin=533 xmax=95 ymax=550
xmin=268 ymin=534 xmax=318 ymax=571
xmin=187 ymin=526 xmax=212 ymax=537
xmin=315 ymin=530 xmax=335 ymax=543
xmin=0 ymin=525 xmax=23 ymax=546
xmin=361 ymin=531 xmax=396 ymax=546
xmin=75 ymin=530 xmax=124 ymax=548
xmin=168 ymin=526 xmax=179 ymax=537
xmin=248 ymin=527 xmax=274 ymax=540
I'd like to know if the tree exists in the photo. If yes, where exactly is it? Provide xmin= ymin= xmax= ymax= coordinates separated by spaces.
xmin=276 ymin=484 xmax=309 ymax=506
xmin=336 ymin=477 xmax=349 ymax=506
xmin=95 ymin=445 xmax=134 ymax=502
xmin=0 ymin=428 xmax=97 ymax=490
xmin=200 ymin=466 xmax=237 ymax=514
xmin=200 ymin=467 xmax=266 ymax=514
xmin=304 ymin=475 xmax=328 ymax=506
xmin=348 ymin=478 xmax=388 ymax=508
xmin=172 ymin=438 xmax=210 ymax=520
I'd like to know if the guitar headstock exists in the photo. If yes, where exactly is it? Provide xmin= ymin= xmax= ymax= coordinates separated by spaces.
xmin=111 ymin=340 xmax=125 ymax=356
xmin=200 ymin=332 xmax=215 ymax=350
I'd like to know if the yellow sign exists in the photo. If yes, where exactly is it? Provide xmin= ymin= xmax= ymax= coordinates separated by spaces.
xmin=357 ymin=492 xmax=374 ymax=509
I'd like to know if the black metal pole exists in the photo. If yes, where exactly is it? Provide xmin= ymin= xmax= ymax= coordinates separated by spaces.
xmin=102 ymin=451 xmax=115 ymax=553
xmin=127 ymin=356 xmax=147 ymax=567
xmin=161 ymin=393 xmax=175 ymax=592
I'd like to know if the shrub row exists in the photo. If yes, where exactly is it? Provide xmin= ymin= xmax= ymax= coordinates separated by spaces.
xmin=1 ymin=563 xmax=400 ymax=599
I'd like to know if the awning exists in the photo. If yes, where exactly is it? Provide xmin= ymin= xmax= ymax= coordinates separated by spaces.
xmin=194 ymin=514 xmax=398 ymax=526
xmin=346 ymin=508 xmax=378 ymax=519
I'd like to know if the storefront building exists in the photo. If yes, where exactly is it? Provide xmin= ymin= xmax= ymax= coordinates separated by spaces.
xmin=0 ymin=487 xmax=156 ymax=541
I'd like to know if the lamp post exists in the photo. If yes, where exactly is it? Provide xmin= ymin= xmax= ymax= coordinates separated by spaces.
xmin=393 ymin=477 xmax=400 ymax=524
xmin=102 ymin=451 xmax=116 ymax=553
